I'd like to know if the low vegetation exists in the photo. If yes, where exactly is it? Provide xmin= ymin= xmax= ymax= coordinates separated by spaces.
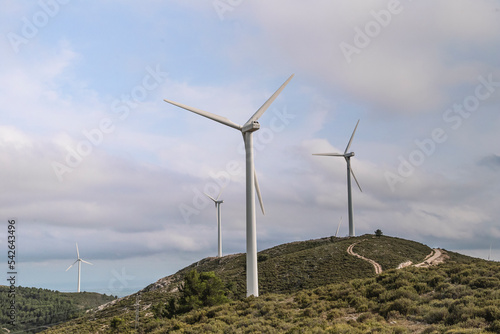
xmin=36 ymin=235 xmax=500 ymax=333
xmin=42 ymin=258 xmax=500 ymax=333
xmin=152 ymin=269 xmax=230 ymax=319
xmin=0 ymin=286 xmax=116 ymax=333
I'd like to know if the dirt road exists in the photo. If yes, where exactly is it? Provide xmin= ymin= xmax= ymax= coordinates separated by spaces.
xmin=347 ymin=242 xmax=447 ymax=274
xmin=347 ymin=241 xmax=383 ymax=274
xmin=414 ymin=249 xmax=446 ymax=267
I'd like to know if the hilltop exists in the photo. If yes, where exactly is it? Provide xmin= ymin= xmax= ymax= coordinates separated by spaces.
xmin=151 ymin=234 xmax=435 ymax=298
xmin=40 ymin=235 xmax=500 ymax=333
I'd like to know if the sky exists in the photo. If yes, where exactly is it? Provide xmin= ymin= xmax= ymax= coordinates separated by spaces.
xmin=1 ymin=0 xmax=499 ymax=297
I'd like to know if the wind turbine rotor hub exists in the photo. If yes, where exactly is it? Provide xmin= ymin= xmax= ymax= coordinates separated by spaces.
xmin=242 ymin=121 xmax=260 ymax=133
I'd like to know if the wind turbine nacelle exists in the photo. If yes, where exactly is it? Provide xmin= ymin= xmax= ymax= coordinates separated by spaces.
xmin=242 ymin=121 xmax=260 ymax=133
xmin=346 ymin=152 xmax=355 ymax=158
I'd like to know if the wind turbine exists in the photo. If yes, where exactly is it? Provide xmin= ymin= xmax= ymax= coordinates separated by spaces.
xmin=205 ymin=187 xmax=224 ymax=258
xmin=335 ymin=216 xmax=342 ymax=237
xmin=165 ymin=74 xmax=294 ymax=297
xmin=66 ymin=243 xmax=93 ymax=293
xmin=313 ymin=120 xmax=362 ymax=237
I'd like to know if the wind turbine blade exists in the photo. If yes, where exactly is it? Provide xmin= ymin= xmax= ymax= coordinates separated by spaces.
xmin=76 ymin=243 xmax=79 ymax=259
xmin=81 ymin=260 xmax=93 ymax=265
xmin=216 ymin=185 xmax=225 ymax=201
xmin=66 ymin=260 xmax=78 ymax=271
xmin=244 ymin=74 xmax=294 ymax=126
xmin=312 ymin=153 xmax=344 ymax=157
xmin=254 ymin=171 xmax=265 ymax=215
xmin=204 ymin=192 xmax=217 ymax=202
xmin=164 ymin=99 xmax=242 ymax=131
xmin=350 ymin=168 xmax=363 ymax=192
xmin=345 ymin=119 xmax=360 ymax=154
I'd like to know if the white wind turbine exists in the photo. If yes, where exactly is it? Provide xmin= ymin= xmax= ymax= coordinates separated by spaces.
xmin=205 ymin=187 xmax=224 ymax=258
xmin=335 ymin=216 xmax=342 ymax=237
xmin=66 ymin=243 xmax=93 ymax=293
xmin=313 ymin=120 xmax=362 ymax=237
xmin=165 ymin=74 xmax=294 ymax=297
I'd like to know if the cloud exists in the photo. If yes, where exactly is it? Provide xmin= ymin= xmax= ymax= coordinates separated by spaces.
xmin=478 ymin=154 xmax=500 ymax=171
xmin=231 ymin=0 xmax=500 ymax=115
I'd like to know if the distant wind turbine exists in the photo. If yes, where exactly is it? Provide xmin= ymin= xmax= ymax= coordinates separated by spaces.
xmin=66 ymin=243 xmax=93 ymax=293
xmin=335 ymin=216 xmax=342 ymax=237
xmin=205 ymin=187 xmax=224 ymax=258
xmin=164 ymin=74 xmax=294 ymax=297
xmin=313 ymin=120 xmax=362 ymax=237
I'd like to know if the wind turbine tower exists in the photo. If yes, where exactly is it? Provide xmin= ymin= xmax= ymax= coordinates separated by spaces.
xmin=66 ymin=243 xmax=93 ymax=293
xmin=164 ymin=74 xmax=293 ymax=297
xmin=314 ymin=120 xmax=362 ymax=237
xmin=205 ymin=188 xmax=224 ymax=258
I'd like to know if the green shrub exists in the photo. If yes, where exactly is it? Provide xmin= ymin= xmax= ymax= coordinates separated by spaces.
xmin=413 ymin=282 xmax=431 ymax=294
xmin=326 ymin=308 xmax=344 ymax=320
xmin=295 ymin=291 xmax=312 ymax=309
xmin=482 ymin=305 xmax=500 ymax=322
xmin=381 ymin=298 xmax=416 ymax=317
xmin=176 ymin=270 xmax=230 ymax=314
xmin=365 ymin=283 xmax=385 ymax=299
xmin=470 ymin=277 xmax=500 ymax=289
xmin=258 ymin=254 xmax=269 ymax=262
xmin=110 ymin=316 xmax=125 ymax=331
xmin=302 ymin=307 xmax=318 ymax=318
xmin=393 ymin=326 xmax=409 ymax=334
xmin=357 ymin=312 xmax=374 ymax=323
xmin=427 ymin=274 xmax=445 ymax=288
xmin=488 ymin=320 xmax=500 ymax=333
xmin=423 ymin=307 xmax=449 ymax=324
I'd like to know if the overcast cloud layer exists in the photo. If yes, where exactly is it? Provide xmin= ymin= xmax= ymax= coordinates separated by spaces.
xmin=1 ymin=0 xmax=499 ymax=295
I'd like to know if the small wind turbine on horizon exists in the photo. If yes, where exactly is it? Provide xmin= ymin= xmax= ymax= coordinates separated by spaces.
xmin=66 ymin=243 xmax=92 ymax=293
xmin=335 ymin=216 xmax=342 ymax=237
xmin=205 ymin=187 xmax=224 ymax=258
xmin=313 ymin=120 xmax=362 ymax=237
xmin=164 ymin=74 xmax=294 ymax=297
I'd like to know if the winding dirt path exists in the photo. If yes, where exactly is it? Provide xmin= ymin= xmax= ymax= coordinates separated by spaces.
xmin=414 ymin=248 xmax=446 ymax=267
xmin=347 ymin=241 xmax=383 ymax=274
xmin=347 ymin=243 xmax=448 ymax=275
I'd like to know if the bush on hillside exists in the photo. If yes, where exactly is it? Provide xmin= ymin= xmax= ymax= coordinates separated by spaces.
xmin=153 ymin=269 xmax=230 ymax=319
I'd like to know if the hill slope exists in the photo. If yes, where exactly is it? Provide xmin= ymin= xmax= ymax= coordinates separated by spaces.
xmin=39 ymin=234 xmax=473 ymax=333
xmin=0 ymin=287 xmax=116 ymax=333
xmin=171 ymin=234 xmax=433 ymax=297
